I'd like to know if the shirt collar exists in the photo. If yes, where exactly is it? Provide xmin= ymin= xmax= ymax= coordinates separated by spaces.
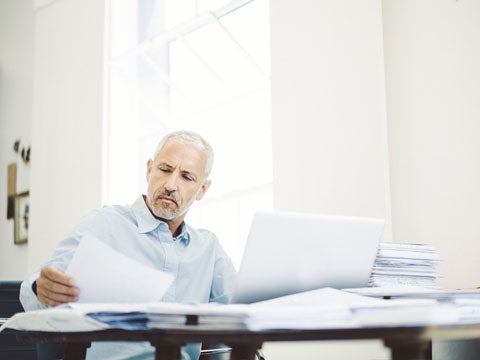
xmin=132 ymin=195 xmax=191 ymax=245
xmin=174 ymin=222 xmax=191 ymax=246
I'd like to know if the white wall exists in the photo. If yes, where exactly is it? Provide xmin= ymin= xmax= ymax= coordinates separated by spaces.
xmin=383 ymin=0 xmax=480 ymax=290
xmin=269 ymin=0 xmax=480 ymax=359
xmin=383 ymin=3 xmax=480 ymax=357
xmin=0 ymin=0 xmax=105 ymax=278
xmin=0 ymin=0 xmax=34 ymax=280
xmin=271 ymin=0 xmax=392 ymax=235
xmin=27 ymin=0 xmax=106 ymax=273
xmin=271 ymin=0 xmax=480 ymax=291
xmin=270 ymin=1 xmax=391 ymax=358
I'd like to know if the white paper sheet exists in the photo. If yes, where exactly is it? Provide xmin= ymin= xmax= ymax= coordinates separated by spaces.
xmin=65 ymin=234 xmax=174 ymax=303
xmin=1 ymin=287 xmax=471 ymax=333
xmin=0 ymin=307 xmax=109 ymax=332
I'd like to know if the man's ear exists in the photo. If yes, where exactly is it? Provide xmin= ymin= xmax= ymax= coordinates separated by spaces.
xmin=196 ymin=179 xmax=211 ymax=201
xmin=146 ymin=159 xmax=153 ymax=182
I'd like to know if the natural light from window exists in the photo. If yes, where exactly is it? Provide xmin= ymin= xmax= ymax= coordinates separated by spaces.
xmin=106 ymin=0 xmax=272 ymax=268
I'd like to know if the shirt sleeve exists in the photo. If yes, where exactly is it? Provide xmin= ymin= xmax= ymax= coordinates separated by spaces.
xmin=19 ymin=271 xmax=46 ymax=311
xmin=19 ymin=209 xmax=102 ymax=311
xmin=209 ymin=240 xmax=237 ymax=304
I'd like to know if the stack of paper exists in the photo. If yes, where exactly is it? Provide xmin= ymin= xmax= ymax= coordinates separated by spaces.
xmin=368 ymin=242 xmax=440 ymax=289
xmin=82 ymin=303 xmax=194 ymax=330
xmin=436 ymin=291 xmax=480 ymax=323
xmin=148 ymin=288 xmax=364 ymax=330
xmin=2 ymin=287 xmax=473 ymax=333
xmin=146 ymin=287 xmax=411 ymax=330
xmin=148 ymin=303 xmax=249 ymax=330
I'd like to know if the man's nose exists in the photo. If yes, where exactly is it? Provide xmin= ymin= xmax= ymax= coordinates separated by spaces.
xmin=164 ymin=173 xmax=179 ymax=191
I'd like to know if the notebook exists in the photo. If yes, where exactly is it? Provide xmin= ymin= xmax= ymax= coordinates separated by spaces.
xmin=231 ymin=211 xmax=385 ymax=304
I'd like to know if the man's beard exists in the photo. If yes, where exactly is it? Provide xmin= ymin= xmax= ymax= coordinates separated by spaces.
xmin=150 ymin=191 xmax=197 ymax=220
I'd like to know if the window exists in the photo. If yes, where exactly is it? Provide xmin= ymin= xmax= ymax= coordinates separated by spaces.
xmin=106 ymin=0 xmax=272 ymax=267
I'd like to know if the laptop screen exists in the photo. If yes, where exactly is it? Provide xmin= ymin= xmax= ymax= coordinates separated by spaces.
xmin=230 ymin=211 xmax=385 ymax=304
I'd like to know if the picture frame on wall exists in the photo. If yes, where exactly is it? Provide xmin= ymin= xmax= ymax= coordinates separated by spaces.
xmin=14 ymin=191 xmax=29 ymax=244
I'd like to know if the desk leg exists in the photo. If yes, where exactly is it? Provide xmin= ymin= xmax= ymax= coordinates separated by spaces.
xmin=384 ymin=340 xmax=432 ymax=360
xmin=151 ymin=343 xmax=181 ymax=360
xmin=63 ymin=342 xmax=91 ymax=360
xmin=229 ymin=344 xmax=262 ymax=360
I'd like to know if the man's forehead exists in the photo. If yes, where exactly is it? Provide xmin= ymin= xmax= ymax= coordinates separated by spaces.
xmin=157 ymin=140 xmax=206 ymax=158
xmin=155 ymin=141 xmax=207 ymax=171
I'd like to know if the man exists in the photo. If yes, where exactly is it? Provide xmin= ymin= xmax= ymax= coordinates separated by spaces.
xmin=20 ymin=130 xmax=237 ymax=360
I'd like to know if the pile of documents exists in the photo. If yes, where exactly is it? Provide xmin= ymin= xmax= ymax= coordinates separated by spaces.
xmin=368 ymin=242 xmax=440 ymax=289
xmin=3 ymin=287 xmax=473 ymax=333
xmin=441 ymin=291 xmax=480 ymax=323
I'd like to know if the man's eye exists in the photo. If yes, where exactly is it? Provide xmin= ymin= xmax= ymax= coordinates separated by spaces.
xmin=159 ymin=167 xmax=170 ymax=172
xmin=183 ymin=175 xmax=194 ymax=181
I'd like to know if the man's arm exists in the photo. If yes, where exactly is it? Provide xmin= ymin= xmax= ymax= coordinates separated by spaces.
xmin=20 ymin=210 xmax=102 ymax=311
xmin=210 ymin=241 xmax=237 ymax=304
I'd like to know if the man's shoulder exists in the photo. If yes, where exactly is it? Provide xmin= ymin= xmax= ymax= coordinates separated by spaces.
xmin=186 ymin=225 xmax=218 ymax=243
xmin=88 ymin=203 xmax=131 ymax=216
xmin=80 ymin=203 xmax=134 ymax=224
xmin=104 ymin=203 xmax=132 ymax=214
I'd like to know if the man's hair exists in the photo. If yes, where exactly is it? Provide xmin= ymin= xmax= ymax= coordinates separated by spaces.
xmin=153 ymin=130 xmax=215 ymax=178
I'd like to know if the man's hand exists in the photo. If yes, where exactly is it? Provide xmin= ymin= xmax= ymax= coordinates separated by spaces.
xmin=36 ymin=267 xmax=80 ymax=306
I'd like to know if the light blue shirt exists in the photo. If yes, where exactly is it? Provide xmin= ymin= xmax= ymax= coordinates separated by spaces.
xmin=20 ymin=195 xmax=237 ymax=360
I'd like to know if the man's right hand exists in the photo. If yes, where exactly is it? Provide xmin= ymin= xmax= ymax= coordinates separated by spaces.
xmin=36 ymin=267 xmax=80 ymax=307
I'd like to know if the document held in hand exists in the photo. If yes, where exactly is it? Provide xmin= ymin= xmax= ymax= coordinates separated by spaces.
xmin=65 ymin=234 xmax=174 ymax=303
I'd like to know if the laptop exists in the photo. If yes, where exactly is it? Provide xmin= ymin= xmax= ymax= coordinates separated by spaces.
xmin=230 ymin=211 xmax=385 ymax=304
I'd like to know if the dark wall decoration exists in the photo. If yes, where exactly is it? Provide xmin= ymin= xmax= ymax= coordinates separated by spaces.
xmin=14 ymin=191 xmax=29 ymax=244
xmin=7 ymin=139 xmax=31 ymax=244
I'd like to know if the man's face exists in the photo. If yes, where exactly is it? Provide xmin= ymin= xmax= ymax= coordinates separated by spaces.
xmin=145 ymin=140 xmax=211 ymax=221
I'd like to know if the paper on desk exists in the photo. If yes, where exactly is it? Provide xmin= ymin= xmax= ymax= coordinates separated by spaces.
xmin=244 ymin=288 xmax=457 ymax=329
xmin=146 ymin=290 xmax=357 ymax=331
xmin=253 ymin=287 xmax=386 ymax=307
xmin=65 ymin=234 xmax=174 ymax=303
xmin=343 ymin=285 xmax=445 ymax=298
xmin=0 ymin=307 xmax=109 ymax=332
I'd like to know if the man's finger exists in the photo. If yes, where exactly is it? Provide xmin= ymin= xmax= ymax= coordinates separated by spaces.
xmin=37 ymin=287 xmax=79 ymax=306
xmin=40 ymin=267 xmax=76 ymax=286
xmin=38 ymin=276 xmax=80 ymax=297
